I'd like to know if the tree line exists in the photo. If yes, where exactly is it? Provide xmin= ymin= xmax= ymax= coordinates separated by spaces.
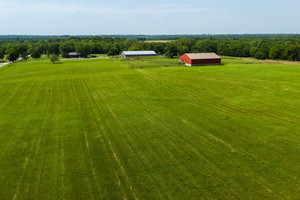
xmin=0 ymin=35 xmax=300 ymax=62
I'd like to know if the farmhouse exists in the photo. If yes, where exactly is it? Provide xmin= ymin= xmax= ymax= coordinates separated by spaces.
xmin=68 ymin=52 xmax=81 ymax=58
xmin=122 ymin=51 xmax=157 ymax=58
xmin=179 ymin=53 xmax=221 ymax=66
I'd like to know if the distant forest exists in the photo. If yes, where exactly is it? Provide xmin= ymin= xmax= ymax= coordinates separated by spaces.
xmin=1 ymin=34 xmax=300 ymax=62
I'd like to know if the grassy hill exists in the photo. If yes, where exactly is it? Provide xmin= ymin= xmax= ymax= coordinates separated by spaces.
xmin=0 ymin=57 xmax=299 ymax=199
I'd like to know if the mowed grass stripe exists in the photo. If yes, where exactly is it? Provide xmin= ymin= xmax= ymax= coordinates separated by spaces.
xmin=16 ymin=81 xmax=56 ymax=200
xmin=86 ymin=76 xmax=190 ymax=199
xmin=135 ymin=66 xmax=300 ymax=154
xmin=82 ymin=76 xmax=140 ymax=199
xmin=84 ymin=68 xmax=250 ymax=198
xmin=1 ymin=80 xmax=52 ymax=199
xmin=137 ymin=67 xmax=300 ymax=125
xmin=106 ymin=72 xmax=231 ymax=198
xmin=131 ymin=65 xmax=299 ymax=198
xmin=0 ymin=80 xmax=46 ymax=161
xmin=91 ymin=70 xmax=209 ymax=198
xmin=135 ymin=66 xmax=300 ymax=189
xmin=92 ymin=74 xmax=182 ymax=199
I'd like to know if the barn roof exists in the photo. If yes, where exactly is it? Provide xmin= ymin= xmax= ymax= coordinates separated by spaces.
xmin=68 ymin=52 xmax=80 ymax=56
xmin=186 ymin=53 xmax=221 ymax=60
xmin=122 ymin=51 xmax=156 ymax=56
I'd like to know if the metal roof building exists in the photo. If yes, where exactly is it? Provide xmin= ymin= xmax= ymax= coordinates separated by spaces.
xmin=122 ymin=51 xmax=157 ymax=58
xmin=179 ymin=53 xmax=221 ymax=66
xmin=68 ymin=52 xmax=81 ymax=58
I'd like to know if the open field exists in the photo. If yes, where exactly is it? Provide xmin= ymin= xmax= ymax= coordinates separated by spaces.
xmin=243 ymin=58 xmax=300 ymax=66
xmin=0 ymin=57 xmax=299 ymax=199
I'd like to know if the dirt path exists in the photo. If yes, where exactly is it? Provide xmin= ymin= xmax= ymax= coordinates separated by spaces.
xmin=0 ymin=62 xmax=10 ymax=67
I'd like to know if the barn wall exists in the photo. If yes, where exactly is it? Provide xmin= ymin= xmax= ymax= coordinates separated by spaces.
xmin=179 ymin=54 xmax=192 ymax=64
xmin=191 ymin=58 xmax=221 ymax=65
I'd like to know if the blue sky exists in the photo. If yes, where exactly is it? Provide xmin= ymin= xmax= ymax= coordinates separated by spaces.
xmin=0 ymin=0 xmax=299 ymax=35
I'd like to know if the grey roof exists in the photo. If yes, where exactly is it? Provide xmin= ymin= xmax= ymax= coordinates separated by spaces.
xmin=122 ymin=51 xmax=156 ymax=56
xmin=68 ymin=52 xmax=80 ymax=56
xmin=186 ymin=53 xmax=221 ymax=60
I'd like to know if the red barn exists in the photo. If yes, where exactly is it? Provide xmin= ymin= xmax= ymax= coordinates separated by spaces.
xmin=179 ymin=53 xmax=221 ymax=66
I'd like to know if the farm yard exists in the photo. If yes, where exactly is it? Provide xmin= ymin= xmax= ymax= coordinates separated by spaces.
xmin=0 ymin=57 xmax=299 ymax=199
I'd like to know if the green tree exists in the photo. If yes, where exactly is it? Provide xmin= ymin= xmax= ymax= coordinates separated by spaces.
xmin=21 ymin=52 xmax=29 ymax=61
xmin=91 ymin=41 xmax=104 ymax=54
xmin=164 ymin=43 xmax=178 ymax=58
xmin=269 ymin=44 xmax=284 ymax=60
xmin=124 ymin=39 xmax=138 ymax=50
xmin=254 ymin=48 xmax=269 ymax=60
xmin=193 ymin=39 xmax=217 ymax=53
xmin=250 ymin=47 xmax=258 ymax=57
xmin=217 ymin=40 xmax=231 ymax=56
xmin=36 ymin=39 xmax=47 ymax=53
xmin=7 ymin=46 xmax=20 ymax=62
xmin=100 ymin=41 xmax=111 ymax=54
xmin=48 ymin=43 xmax=60 ymax=55
xmin=107 ymin=45 xmax=120 ymax=56
xmin=153 ymin=43 xmax=165 ymax=55
xmin=75 ymin=42 xmax=94 ymax=57
xmin=176 ymin=38 xmax=197 ymax=51
xmin=31 ymin=49 xmax=41 ymax=59
xmin=128 ymin=44 xmax=141 ymax=51
xmin=177 ymin=45 xmax=189 ymax=55
xmin=18 ymin=44 xmax=29 ymax=56
xmin=250 ymin=46 xmax=269 ymax=60
xmin=60 ymin=42 xmax=75 ymax=58
xmin=283 ymin=43 xmax=299 ymax=61
xmin=0 ymin=48 xmax=4 ymax=59
xmin=50 ymin=54 xmax=59 ymax=64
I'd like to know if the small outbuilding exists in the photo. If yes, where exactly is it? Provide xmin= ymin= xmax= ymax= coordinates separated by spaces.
xmin=179 ymin=53 xmax=221 ymax=66
xmin=68 ymin=52 xmax=81 ymax=58
xmin=122 ymin=51 xmax=157 ymax=58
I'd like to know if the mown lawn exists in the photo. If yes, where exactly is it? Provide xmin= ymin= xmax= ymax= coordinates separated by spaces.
xmin=0 ymin=57 xmax=299 ymax=199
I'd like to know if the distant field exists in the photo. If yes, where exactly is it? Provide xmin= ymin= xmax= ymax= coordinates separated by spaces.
xmin=0 ymin=57 xmax=299 ymax=199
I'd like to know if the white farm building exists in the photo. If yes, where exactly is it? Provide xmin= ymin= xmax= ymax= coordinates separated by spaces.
xmin=121 ymin=51 xmax=157 ymax=58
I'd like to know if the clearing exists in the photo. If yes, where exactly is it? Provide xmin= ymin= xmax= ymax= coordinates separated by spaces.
xmin=0 ymin=57 xmax=299 ymax=199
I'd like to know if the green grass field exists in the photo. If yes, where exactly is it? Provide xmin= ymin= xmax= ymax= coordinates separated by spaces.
xmin=0 ymin=57 xmax=299 ymax=199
